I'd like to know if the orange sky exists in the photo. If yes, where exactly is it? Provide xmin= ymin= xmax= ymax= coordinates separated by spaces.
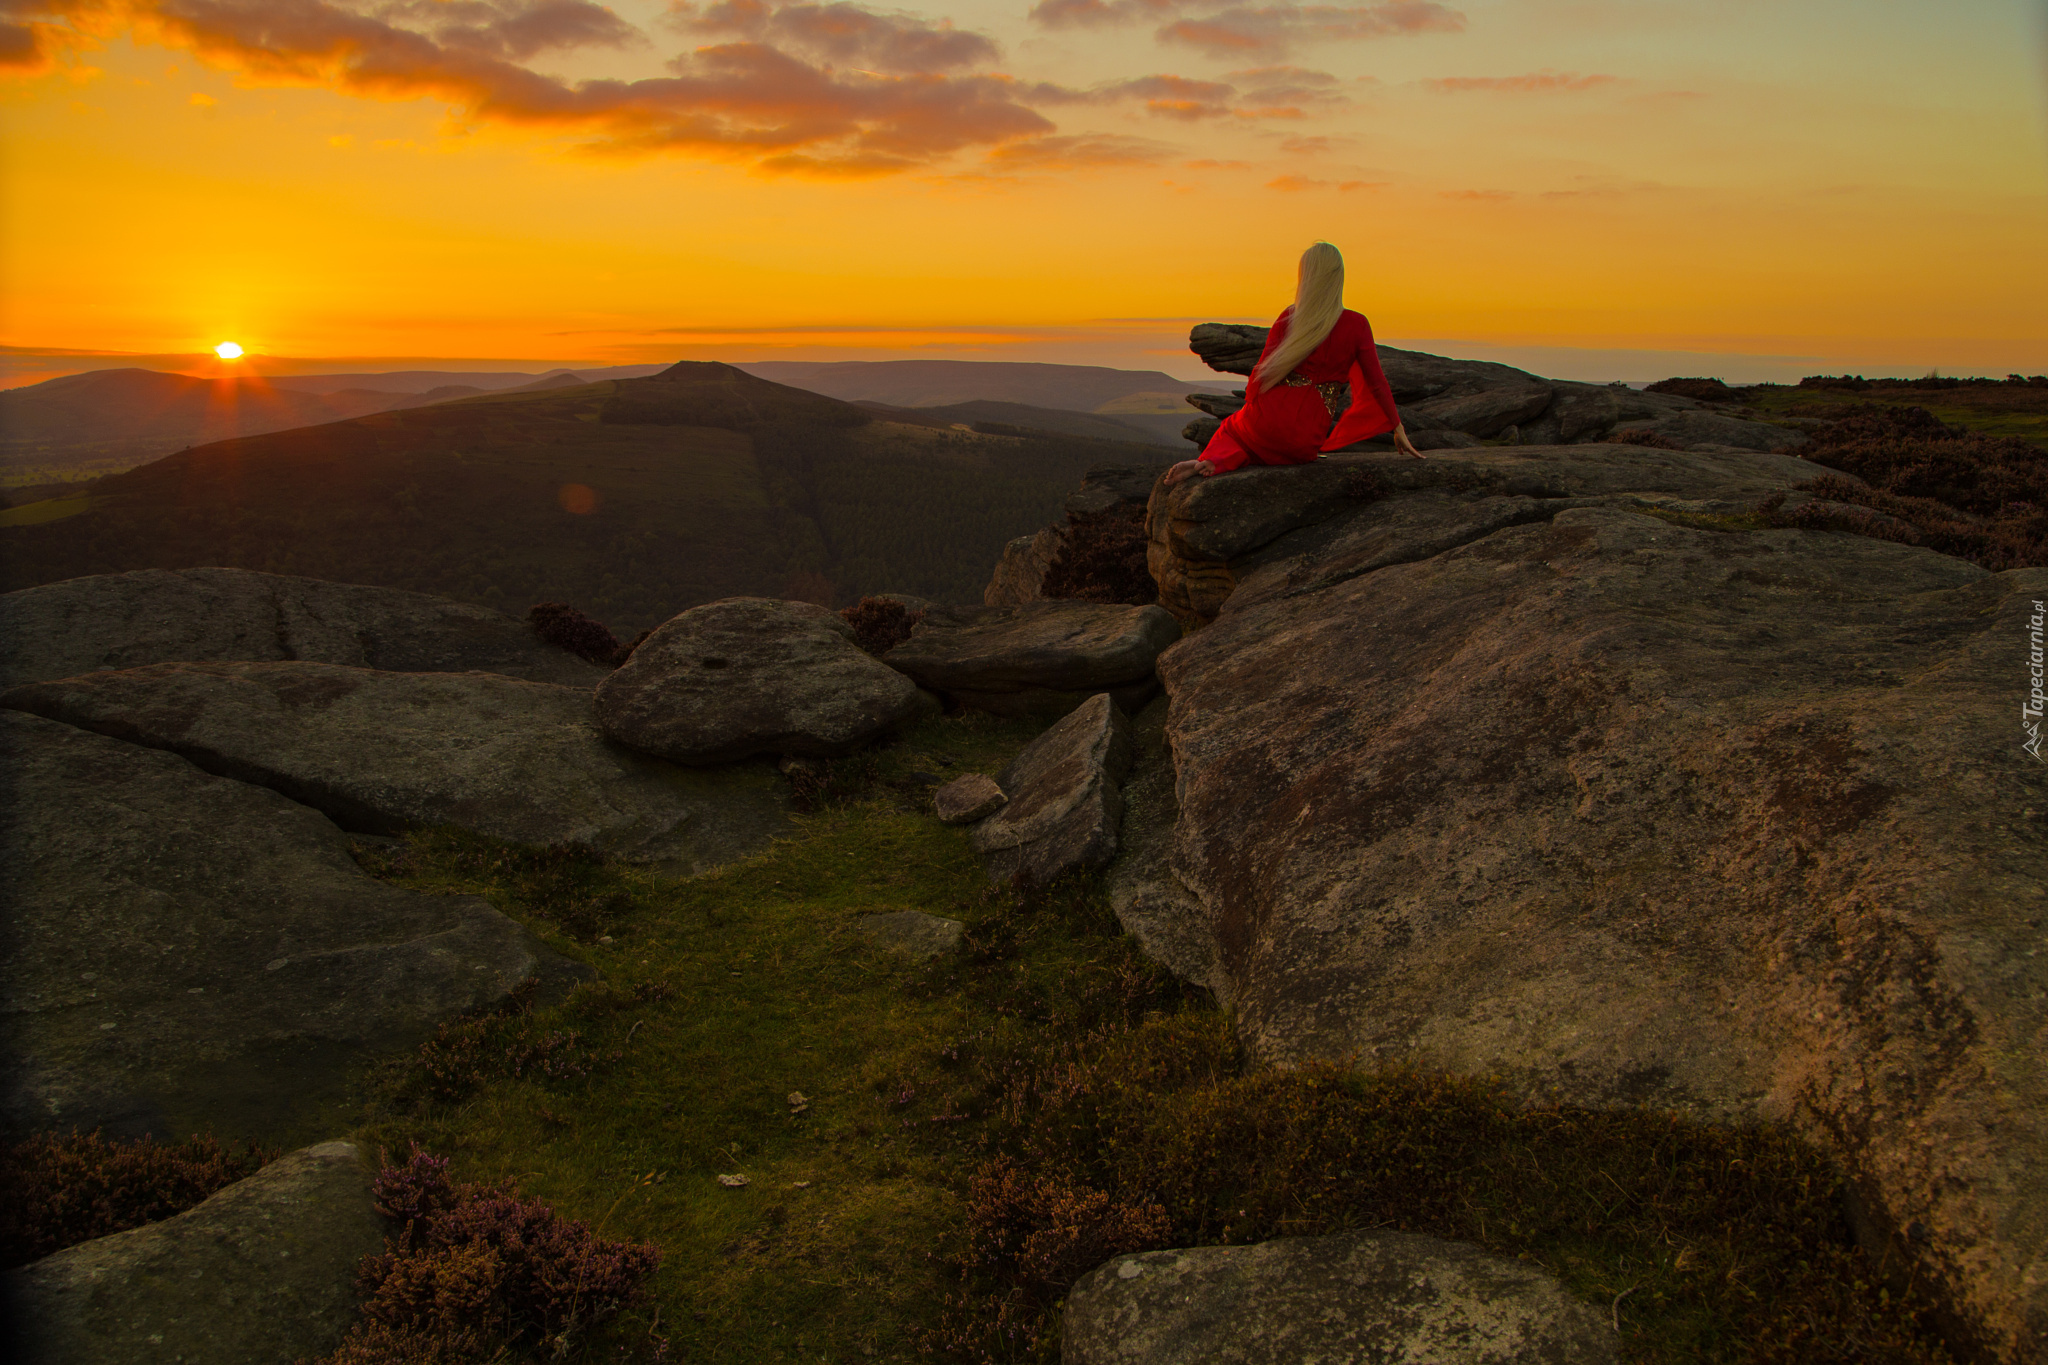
xmin=3 ymin=0 xmax=2046 ymax=382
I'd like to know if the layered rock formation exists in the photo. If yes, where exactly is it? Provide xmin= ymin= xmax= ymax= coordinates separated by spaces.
xmin=1120 ymin=431 xmax=2048 ymax=1353
xmin=970 ymin=692 xmax=1135 ymax=885
xmin=0 ymin=661 xmax=790 ymax=873
xmin=984 ymin=465 xmax=1169 ymax=607
xmin=0 ymin=567 xmax=605 ymax=689
xmin=1180 ymin=324 xmax=1802 ymax=455
xmin=883 ymin=600 xmax=1179 ymax=718
xmin=0 ymin=710 xmax=582 ymax=1142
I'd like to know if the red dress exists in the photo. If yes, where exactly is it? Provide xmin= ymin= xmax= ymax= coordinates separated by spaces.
xmin=1200 ymin=307 xmax=1401 ymax=474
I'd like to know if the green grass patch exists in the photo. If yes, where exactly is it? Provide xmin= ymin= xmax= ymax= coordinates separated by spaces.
xmin=0 ymin=495 xmax=90 ymax=527
xmin=342 ymin=711 xmax=1959 ymax=1365
xmin=1742 ymin=385 xmax=2048 ymax=451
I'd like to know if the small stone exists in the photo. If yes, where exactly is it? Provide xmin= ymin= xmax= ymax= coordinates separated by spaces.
xmin=934 ymin=774 xmax=1006 ymax=824
xmin=717 ymin=1174 xmax=749 ymax=1188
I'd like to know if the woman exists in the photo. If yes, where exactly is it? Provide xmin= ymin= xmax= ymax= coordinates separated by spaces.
xmin=1163 ymin=241 xmax=1422 ymax=486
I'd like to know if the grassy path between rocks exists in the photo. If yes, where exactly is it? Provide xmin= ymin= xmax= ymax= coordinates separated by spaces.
xmin=342 ymin=711 xmax=1959 ymax=1365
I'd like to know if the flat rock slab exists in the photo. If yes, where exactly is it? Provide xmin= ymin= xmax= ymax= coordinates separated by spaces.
xmin=971 ymin=693 xmax=1134 ymax=886
xmin=3 ymin=1141 xmax=385 ymax=1365
xmin=596 ymin=597 xmax=926 ymax=764
xmin=0 ymin=567 xmax=605 ymax=689
xmin=1066 ymin=1230 xmax=1617 ymax=1365
xmin=1 ymin=661 xmax=791 ymax=874
xmin=1156 ymin=502 xmax=2048 ymax=1353
xmin=934 ymin=773 xmax=1006 ymax=824
xmin=0 ymin=710 xmax=585 ymax=1142
xmin=885 ymin=601 xmax=1179 ymax=717
xmin=857 ymin=911 xmax=964 ymax=957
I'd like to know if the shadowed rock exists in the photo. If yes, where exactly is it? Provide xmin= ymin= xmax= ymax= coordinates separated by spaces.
xmin=596 ymin=597 xmax=927 ymax=764
xmin=1151 ymin=490 xmax=2048 ymax=1352
xmin=0 ymin=567 xmax=606 ymax=690
xmin=1065 ymin=1231 xmax=1617 ymax=1365
xmin=971 ymin=693 xmax=1135 ymax=885
xmin=1406 ymin=385 xmax=1556 ymax=439
xmin=2 ymin=1141 xmax=385 ymax=1365
xmin=885 ymin=601 xmax=1180 ymax=718
xmin=0 ymin=661 xmax=790 ymax=874
xmin=0 ymin=710 xmax=585 ymax=1143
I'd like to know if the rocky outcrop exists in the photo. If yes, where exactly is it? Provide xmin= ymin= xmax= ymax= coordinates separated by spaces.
xmin=970 ymin=693 xmax=1135 ymax=885
xmin=1182 ymin=326 xmax=1801 ymax=453
xmin=0 ymin=710 xmax=584 ymax=1142
xmin=984 ymin=465 xmax=1172 ymax=606
xmin=985 ymin=526 xmax=1064 ymax=607
xmin=0 ymin=567 xmax=606 ymax=690
xmin=1140 ymin=450 xmax=2048 ymax=1352
xmin=2 ymin=1141 xmax=385 ymax=1365
xmin=884 ymin=601 xmax=1179 ymax=718
xmin=0 ymin=661 xmax=790 ymax=874
xmin=1065 ymin=1231 xmax=1617 ymax=1365
xmin=595 ymin=597 xmax=928 ymax=763
xmin=1145 ymin=444 xmax=1834 ymax=627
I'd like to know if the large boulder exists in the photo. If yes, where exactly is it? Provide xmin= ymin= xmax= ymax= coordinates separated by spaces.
xmin=595 ymin=597 xmax=928 ymax=764
xmin=985 ymin=526 xmax=1064 ymax=606
xmin=1150 ymin=490 xmax=2048 ymax=1354
xmin=1145 ymin=446 xmax=1837 ymax=626
xmin=1405 ymin=385 xmax=1556 ymax=439
xmin=0 ymin=567 xmax=605 ymax=689
xmin=884 ymin=601 xmax=1180 ymax=718
xmin=970 ymin=693 xmax=1135 ymax=885
xmin=2 ymin=1140 xmax=385 ymax=1365
xmin=0 ymin=662 xmax=790 ymax=874
xmin=1065 ymin=1230 xmax=1617 ymax=1365
xmin=1606 ymin=407 xmax=1805 ymax=453
xmin=985 ymin=466 xmax=1172 ymax=605
xmin=0 ymin=710 xmax=585 ymax=1142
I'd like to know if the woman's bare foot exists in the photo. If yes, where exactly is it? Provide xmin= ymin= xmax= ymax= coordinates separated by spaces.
xmin=1163 ymin=458 xmax=1214 ymax=486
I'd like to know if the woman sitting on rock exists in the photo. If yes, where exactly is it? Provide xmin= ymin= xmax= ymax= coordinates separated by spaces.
xmin=1164 ymin=241 xmax=1422 ymax=485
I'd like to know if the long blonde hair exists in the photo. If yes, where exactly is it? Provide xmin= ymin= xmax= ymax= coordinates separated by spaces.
xmin=1252 ymin=241 xmax=1345 ymax=391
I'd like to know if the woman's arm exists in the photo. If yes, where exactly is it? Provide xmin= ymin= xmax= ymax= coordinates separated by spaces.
xmin=1326 ymin=315 xmax=1424 ymax=457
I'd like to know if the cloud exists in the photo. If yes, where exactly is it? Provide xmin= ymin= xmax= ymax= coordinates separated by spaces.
xmin=984 ymin=132 xmax=1170 ymax=168
xmin=1159 ymin=2 xmax=1462 ymax=56
xmin=1026 ymin=0 xmax=1178 ymax=30
xmin=376 ymin=0 xmax=643 ymax=60
xmin=1183 ymin=156 xmax=1247 ymax=167
xmin=674 ymin=0 xmax=997 ymax=73
xmin=4 ymin=0 xmax=1053 ymax=172
xmin=1266 ymin=173 xmax=1378 ymax=190
xmin=1440 ymin=187 xmax=1511 ymax=200
xmin=1425 ymin=70 xmax=1616 ymax=93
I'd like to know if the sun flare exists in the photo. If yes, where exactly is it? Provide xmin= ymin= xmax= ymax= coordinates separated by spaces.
xmin=214 ymin=342 xmax=244 ymax=360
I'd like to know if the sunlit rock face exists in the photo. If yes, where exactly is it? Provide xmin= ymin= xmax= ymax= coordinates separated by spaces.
xmin=1127 ymin=451 xmax=2047 ymax=1356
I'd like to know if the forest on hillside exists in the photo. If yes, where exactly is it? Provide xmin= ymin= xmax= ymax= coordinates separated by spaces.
xmin=0 ymin=369 xmax=1170 ymax=633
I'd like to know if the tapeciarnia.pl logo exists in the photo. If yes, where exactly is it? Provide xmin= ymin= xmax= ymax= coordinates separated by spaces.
xmin=2027 ymin=599 xmax=2046 ymax=762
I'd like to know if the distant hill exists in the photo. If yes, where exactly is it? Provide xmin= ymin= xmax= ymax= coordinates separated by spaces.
xmin=0 ymin=361 xmax=1171 ymax=631
xmin=0 ymin=370 xmax=454 ymax=481
xmin=856 ymin=399 xmax=1187 ymax=447
xmin=737 ymin=359 xmax=1234 ymax=413
xmin=266 ymin=364 xmax=671 ymax=395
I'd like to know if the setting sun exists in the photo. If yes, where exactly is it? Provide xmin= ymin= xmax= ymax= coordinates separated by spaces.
xmin=214 ymin=342 xmax=243 ymax=360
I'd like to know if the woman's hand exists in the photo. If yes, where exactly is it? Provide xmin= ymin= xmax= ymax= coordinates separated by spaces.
xmin=1163 ymin=458 xmax=1214 ymax=486
xmin=1392 ymin=424 xmax=1425 ymax=460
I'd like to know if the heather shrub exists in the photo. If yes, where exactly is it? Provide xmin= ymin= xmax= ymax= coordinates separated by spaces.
xmin=313 ymin=1146 xmax=664 ymax=1365
xmin=527 ymin=602 xmax=620 ymax=665
xmin=923 ymin=1011 xmax=1955 ymax=1364
xmin=1647 ymin=377 xmax=1744 ymax=403
xmin=1605 ymin=427 xmax=1687 ymax=450
xmin=0 ymin=1131 xmax=272 ymax=1269
xmin=840 ymin=596 xmax=925 ymax=655
xmin=1039 ymin=508 xmax=1154 ymax=606
xmin=1754 ymin=405 xmax=2048 ymax=569
xmin=1800 ymin=374 xmax=2048 ymax=392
